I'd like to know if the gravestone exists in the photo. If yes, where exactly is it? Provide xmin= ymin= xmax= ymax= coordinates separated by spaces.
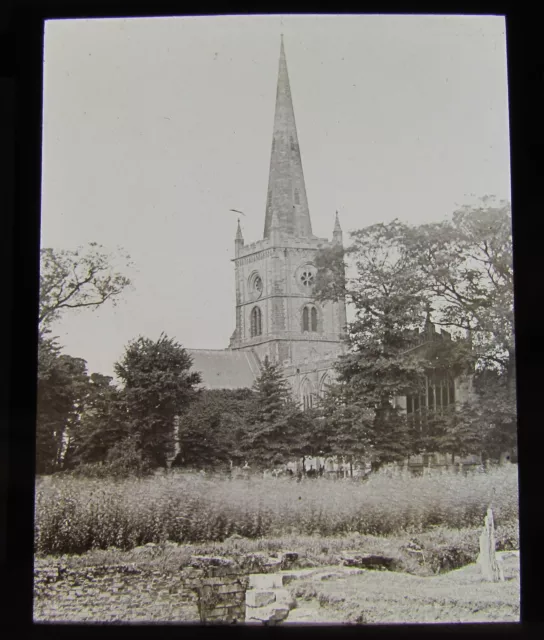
xmin=477 ymin=508 xmax=505 ymax=582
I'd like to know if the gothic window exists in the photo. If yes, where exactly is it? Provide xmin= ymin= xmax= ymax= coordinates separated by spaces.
xmin=302 ymin=305 xmax=319 ymax=333
xmin=319 ymin=375 xmax=331 ymax=398
xmin=311 ymin=307 xmax=318 ymax=332
xmin=294 ymin=188 xmax=300 ymax=205
xmin=406 ymin=372 xmax=455 ymax=429
xmin=302 ymin=306 xmax=309 ymax=332
xmin=300 ymin=271 xmax=315 ymax=288
xmin=250 ymin=306 xmax=262 ymax=338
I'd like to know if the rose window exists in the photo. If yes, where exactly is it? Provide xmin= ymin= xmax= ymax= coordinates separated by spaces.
xmin=254 ymin=276 xmax=263 ymax=293
xmin=300 ymin=271 xmax=315 ymax=287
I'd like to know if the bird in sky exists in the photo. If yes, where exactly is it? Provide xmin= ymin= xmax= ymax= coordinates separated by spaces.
xmin=229 ymin=209 xmax=246 ymax=216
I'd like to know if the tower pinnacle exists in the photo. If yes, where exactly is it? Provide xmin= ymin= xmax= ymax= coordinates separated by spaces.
xmin=235 ymin=218 xmax=244 ymax=241
xmin=333 ymin=211 xmax=343 ymax=245
xmin=263 ymin=37 xmax=313 ymax=240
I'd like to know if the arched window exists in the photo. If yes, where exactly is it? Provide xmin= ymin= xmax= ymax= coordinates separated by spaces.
xmin=302 ymin=306 xmax=309 ymax=332
xmin=301 ymin=380 xmax=315 ymax=412
xmin=311 ymin=307 xmax=318 ymax=332
xmin=250 ymin=306 xmax=262 ymax=337
xmin=319 ymin=375 xmax=331 ymax=398
xmin=294 ymin=188 xmax=300 ymax=205
xmin=302 ymin=305 xmax=319 ymax=333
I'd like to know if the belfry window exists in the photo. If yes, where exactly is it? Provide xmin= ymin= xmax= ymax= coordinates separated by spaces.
xmin=250 ymin=306 xmax=262 ymax=338
xmin=311 ymin=307 xmax=318 ymax=332
xmin=302 ymin=305 xmax=318 ymax=333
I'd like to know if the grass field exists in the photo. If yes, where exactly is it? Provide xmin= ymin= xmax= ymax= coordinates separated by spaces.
xmin=35 ymin=465 xmax=519 ymax=556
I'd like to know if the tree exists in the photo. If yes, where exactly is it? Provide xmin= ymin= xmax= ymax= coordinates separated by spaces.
xmin=64 ymin=373 xmax=127 ymax=468
xmin=315 ymin=221 xmax=426 ymax=469
xmin=401 ymin=198 xmax=514 ymax=385
xmin=36 ymin=335 xmax=90 ymax=474
xmin=400 ymin=198 xmax=516 ymax=456
xmin=39 ymin=242 xmax=132 ymax=336
xmin=175 ymin=388 xmax=256 ymax=469
xmin=114 ymin=333 xmax=201 ymax=468
xmin=245 ymin=357 xmax=305 ymax=467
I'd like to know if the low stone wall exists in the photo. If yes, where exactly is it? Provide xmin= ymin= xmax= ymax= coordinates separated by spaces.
xmin=33 ymin=563 xmax=198 ymax=623
xmin=34 ymin=552 xmax=301 ymax=624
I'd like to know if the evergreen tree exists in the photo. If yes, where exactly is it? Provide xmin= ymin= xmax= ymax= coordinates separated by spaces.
xmin=114 ymin=333 xmax=201 ymax=468
xmin=245 ymin=356 xmax=303 ymax=467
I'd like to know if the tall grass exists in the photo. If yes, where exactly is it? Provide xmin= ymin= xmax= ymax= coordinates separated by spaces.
xmin=34 ymin=466 xmax=519 ymax=556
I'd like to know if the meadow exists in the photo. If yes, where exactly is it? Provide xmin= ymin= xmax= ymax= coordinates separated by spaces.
xmin=35 ymin=465 xmax=519 ymax=556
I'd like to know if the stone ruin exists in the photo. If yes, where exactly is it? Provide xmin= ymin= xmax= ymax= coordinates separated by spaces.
xmin=183 ymin=552 xmax=300 ymax=624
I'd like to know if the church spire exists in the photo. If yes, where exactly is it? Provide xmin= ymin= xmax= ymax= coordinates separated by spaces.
xmin=333 ymin=211 xmax=343 ymax=245
xmin=263 ymin=36 xmax=313 ymax=241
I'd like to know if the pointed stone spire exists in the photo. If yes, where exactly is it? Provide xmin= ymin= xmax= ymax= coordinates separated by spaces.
xmin=263 ymin=36 xmax=313 ymax=240
xmin=270 ymin=207 xmax=281 ymax=244
xmin=333 ymin=211 xmax=343 ymax=245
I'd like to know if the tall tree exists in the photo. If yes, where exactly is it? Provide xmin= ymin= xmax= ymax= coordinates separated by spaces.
xmin=39 ymin=242 xmax=132 ymax=336
xmin=36 ymin=336 xmax=89 ymax=474
xmin=315 ymin=221 xmax=426 ymax=469
xmin=114 ymin=333 xmax=201 ymax=468
xmin=400 ymin=198 xmax=516 ymax=454
xmin=245 ymin=357 xmax=305 ymax=467
xmin=401 ymin=199 xmax=514 ymax=383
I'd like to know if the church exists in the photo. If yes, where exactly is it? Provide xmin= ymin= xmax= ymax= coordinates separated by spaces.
xmin=181 ymin=37 xmax=499 ymax=471
xmin=187 ymin=36 xmax=347 ymax=409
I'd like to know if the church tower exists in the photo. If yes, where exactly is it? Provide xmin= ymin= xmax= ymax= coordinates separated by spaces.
xmin=229 ymin=36 xmax=347 ymax=407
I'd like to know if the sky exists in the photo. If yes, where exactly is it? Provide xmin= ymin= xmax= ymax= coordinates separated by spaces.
xmin=41 ymin=14 xmax=511 ymax=379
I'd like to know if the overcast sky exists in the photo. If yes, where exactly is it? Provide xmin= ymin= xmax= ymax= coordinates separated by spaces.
xmin=41 ymin=14 xmax=510 ymax=379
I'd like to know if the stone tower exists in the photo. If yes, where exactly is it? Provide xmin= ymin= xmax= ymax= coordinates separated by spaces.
xmin=229 ymin=36 xmax=348 ymax=408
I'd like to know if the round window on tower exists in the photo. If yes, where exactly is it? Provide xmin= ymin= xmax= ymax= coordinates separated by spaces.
xmin=300 ymin=271 xmax=314 ymax=287
xmin=249 ymin=272 xmax=263 ymax=300
xmin=296 ymin=263 xmax=317 ymax=293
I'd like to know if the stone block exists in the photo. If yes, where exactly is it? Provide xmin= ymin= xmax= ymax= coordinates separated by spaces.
xmin=248 ymin=573 xmax=284 ymax=590
xmin=246 ymin=605 xmax=290 ymax=623
xmin=217 ymin=583 xmax=244 ymax=595
xmin=246 ymin=590 xmax=276 ymax=607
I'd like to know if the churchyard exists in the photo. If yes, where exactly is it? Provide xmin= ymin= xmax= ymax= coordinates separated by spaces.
xmin=34 ymin=463 xmax=519 ymax=624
